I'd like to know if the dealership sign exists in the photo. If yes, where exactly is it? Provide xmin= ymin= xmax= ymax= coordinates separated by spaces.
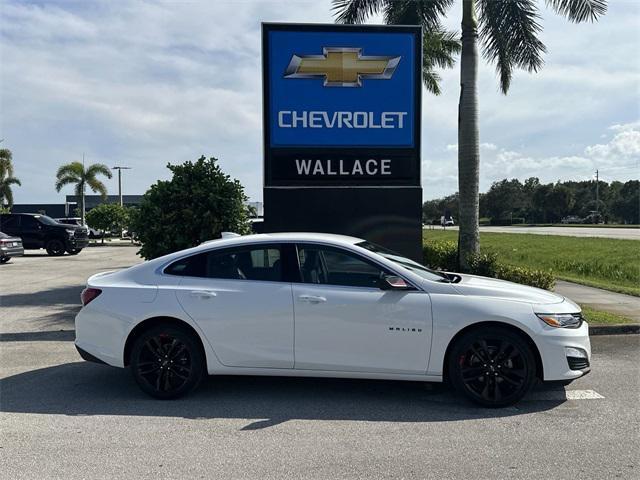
xmin=263 ymin=23 xmax=422 ymax=186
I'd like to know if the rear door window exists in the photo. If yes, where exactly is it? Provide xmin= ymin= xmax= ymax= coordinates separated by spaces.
xmin=165 ymin=245 xmax=283 ymax=282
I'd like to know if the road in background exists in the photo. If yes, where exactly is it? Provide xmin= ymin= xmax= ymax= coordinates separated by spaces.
xmin=1 ymin=247 xmax=639 ymax=479
xmin=431 ymin=226 xmax=639 ymax=240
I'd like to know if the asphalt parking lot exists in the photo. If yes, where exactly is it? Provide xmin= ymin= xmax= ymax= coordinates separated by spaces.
xmin=1 ymin=246 xmax=639 ymax=479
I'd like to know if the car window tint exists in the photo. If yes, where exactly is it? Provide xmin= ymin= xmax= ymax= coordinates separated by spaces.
xmin=207 ymin=247 xmax=281 ymax=281
xmin=298 ymin=246 xmax=384 ymax=288
xmin=21 ymin=216 xmax=38 ymax=228
xmin=0 ymin=215 xmax=18 ymax=228
xmin=164 ymin=252 xmax=206 ymax=277
xmin=165 ymin=247 xmax=283 ymax=282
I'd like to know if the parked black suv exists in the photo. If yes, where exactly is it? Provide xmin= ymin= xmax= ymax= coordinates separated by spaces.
xmin=0 ymin=213 xmax=89 ymax=256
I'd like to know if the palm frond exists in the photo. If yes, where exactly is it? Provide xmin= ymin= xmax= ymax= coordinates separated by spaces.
xmin=422 ymin=68 xmax=442 ymax=95
xmin=384 ymin=0 xmax=454 ymax=28
xmin=86 ymin=163 xmax=113 ymax=180
xmin=1 ymin=187 xmax=14 ymax=207
xmin=478 ymin=0 xmax=547 ymax=94
xmin=55 ymin=162 xmax=84 ymax=181
xmin=55 ymin=175 xmax=81 ymax=192
xmin=545 ymin=0 xmax=607 ymax=23
xmin=332 ymin=0 xmax=384 ymax=24
xmin=424 ymin=29 xmax=461 ymax=70
xmin=5 ymin=177 xmax=21 ymax=187
xmin=0 ymin=149 xmax=13 ymax=177
xmin=86 ymin=177 xmax=108 ymax=198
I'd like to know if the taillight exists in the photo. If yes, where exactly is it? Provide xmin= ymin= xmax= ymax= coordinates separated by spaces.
xmin=81 ymin=288 xmax=102 ymax=306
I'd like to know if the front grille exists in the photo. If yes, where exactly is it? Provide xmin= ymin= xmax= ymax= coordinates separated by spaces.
xmin=568 ymin=357 xmax=590 ymax=370
xmin=74 ymin=229 xmax=88 ymax=239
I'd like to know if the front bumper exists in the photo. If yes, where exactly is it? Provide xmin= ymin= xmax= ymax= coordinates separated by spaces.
xmin=66 ymin=237 xmax=89 ymax=249
xmin=536 ymin=320 xmax=592 ymax=381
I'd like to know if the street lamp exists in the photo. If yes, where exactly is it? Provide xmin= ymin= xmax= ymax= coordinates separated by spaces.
xmin=112 ymin=166 xmax=132 ymax=207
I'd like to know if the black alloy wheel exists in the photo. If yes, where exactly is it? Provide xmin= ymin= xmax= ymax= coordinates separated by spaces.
xmin=45 ymin=239 xmax=66 ymax=256
xmin=449 ymin=327 xmax=536 ymax=407
xmin=130 ymin=325 xmax=205 ymax=399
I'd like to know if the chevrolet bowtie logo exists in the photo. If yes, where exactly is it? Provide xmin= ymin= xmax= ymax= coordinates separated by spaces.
xmin=284 ymin=47 xmax=401 ymax=87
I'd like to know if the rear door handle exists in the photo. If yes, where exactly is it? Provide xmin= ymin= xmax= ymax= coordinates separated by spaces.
xmin=189 ymin=290 xmax=217 ymax=299
xmin=298 ymin=294 xmax=327 ymax=303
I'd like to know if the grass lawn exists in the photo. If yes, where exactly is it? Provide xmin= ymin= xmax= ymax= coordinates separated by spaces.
xmin=581 ymin=306 xmax=636 ymax=325
xmin=423 ymin=230 xmax=640 ymax=297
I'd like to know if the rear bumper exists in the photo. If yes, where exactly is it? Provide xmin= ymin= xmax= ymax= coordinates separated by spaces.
xmin=75 ymin=344 xmax=108 ymax=365
xmin=0 ymin=245 xmax=24 ymax=257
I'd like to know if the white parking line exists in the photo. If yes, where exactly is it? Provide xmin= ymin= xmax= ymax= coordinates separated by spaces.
xmin=566 ymin=389 xmax=605 ymax=400
xmin=528 ymin=389 xmax=605 ymax=401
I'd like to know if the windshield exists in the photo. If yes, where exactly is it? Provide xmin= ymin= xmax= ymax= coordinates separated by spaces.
xmin=355 ymin=241 xmax=449 ymax=282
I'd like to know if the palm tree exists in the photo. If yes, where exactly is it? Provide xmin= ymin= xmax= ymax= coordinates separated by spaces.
xmin=0 ymin=148 xmax=21 ymax=209
xmin=55 ymin=161 xmax=112 ymax=225
xmin=333 ymin=0 xmax=607 ymax=269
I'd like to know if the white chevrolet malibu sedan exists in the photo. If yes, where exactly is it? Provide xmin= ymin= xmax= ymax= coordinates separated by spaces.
xmin=75 ymin=232 xmax=591 ymax=407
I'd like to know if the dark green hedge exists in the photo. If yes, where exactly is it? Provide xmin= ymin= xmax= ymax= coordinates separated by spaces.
xmin=423 ymin=241 xmax=555 ymax=290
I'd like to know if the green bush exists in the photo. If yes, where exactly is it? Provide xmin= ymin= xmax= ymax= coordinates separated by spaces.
xmin=131 ymin=156 xmax=252 ymax=260
xmin=495 ymin=264 xmax=555 ymax=290
xmin=423 ymin=240 xmax=458 ymax=271
xmin=423 ymin=241 xmax=555 ymax=290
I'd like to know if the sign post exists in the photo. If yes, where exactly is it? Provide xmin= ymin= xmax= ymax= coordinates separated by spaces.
xmin=262 ymin=23 xmax=423 ymax=260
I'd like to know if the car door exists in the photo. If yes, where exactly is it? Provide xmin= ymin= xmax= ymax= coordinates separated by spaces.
xmin=293 ymin=244 xmax=432 ymax=374
xmin=19 ymin=215 xmax=44 ymax=247
xmin=171 ymin=243 xmax=294 ymax=369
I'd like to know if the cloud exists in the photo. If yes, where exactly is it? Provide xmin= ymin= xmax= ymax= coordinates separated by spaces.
xmin=424 ymin=122 xmax=639 ymax=197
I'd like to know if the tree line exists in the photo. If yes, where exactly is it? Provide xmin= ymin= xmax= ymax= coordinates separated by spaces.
xmin=423 ymin=178 xmax=639 ymax=225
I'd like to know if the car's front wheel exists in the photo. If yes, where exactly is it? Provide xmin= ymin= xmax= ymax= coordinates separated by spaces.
xmin=45 ymin=239 xmax=66 ymax=256
xmin=448 ymin=326 xmax=536 ymax=407
xmin=130 ymin=325 xmax=205 ymax=399
xmin=67 ymin=248 xmax=82 ymax=255
xmin=0 ymin=256 xmax=9 ymax=264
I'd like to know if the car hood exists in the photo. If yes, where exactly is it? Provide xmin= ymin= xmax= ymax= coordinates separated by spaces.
xmin=450 ymin=274 xmax=564 ymax=305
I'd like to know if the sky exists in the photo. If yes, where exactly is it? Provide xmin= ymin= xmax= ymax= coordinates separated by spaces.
xmin=1 ymin=0 xmax=638 ymax=204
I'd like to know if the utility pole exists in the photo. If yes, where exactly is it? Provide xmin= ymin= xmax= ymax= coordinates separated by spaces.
xmin=595 ymin=169 xmax=599 ymax=219
xmin=112 ymin=166 xmax=131 ymax=207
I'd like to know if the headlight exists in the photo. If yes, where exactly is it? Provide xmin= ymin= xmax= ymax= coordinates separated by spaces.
xmin=536 ymin=313 xmax=583 ymax=329
xmin=65 ymin=228 xmax=76 ymax=236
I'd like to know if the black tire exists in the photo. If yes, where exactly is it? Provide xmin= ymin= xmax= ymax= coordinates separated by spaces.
xmin=45 ymin=239 xmax=66 ymax=256
xmin=0 ymin=256 xmax=9 ymax=264
xmin=448 ymin=326 xmax=536 ymax=407
xmin=130 ymin=325 xmax=205 ymax=399
xmin=67 ymin=248 xmax=82 ymax=255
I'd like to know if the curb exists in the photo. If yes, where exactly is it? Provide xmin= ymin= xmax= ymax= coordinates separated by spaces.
xmin=590 ymin=324 xmax=640 ymax=336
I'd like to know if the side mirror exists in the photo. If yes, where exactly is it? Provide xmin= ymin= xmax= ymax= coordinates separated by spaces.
xmin=380 ymin=275 xmax=412 ymax=290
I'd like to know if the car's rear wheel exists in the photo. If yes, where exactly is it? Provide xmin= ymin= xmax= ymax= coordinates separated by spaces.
xmin=130 ymin=325 xmax=205 ymax=399
xmin=45 ymin=239 xmax=66 ymax=256
xmin=448 ymin=326 xmax=536 ymax=407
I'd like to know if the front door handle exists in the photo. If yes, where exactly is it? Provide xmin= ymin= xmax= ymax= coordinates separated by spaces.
xmin=189 ymin=290 xmax=217 ymax=299
xmin=298 ymin=294 xmax=327 ymax=303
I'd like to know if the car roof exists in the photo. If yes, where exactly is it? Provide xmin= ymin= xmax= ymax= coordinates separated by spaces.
xmin=198 ymin=232 xmax=365 ymax=249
